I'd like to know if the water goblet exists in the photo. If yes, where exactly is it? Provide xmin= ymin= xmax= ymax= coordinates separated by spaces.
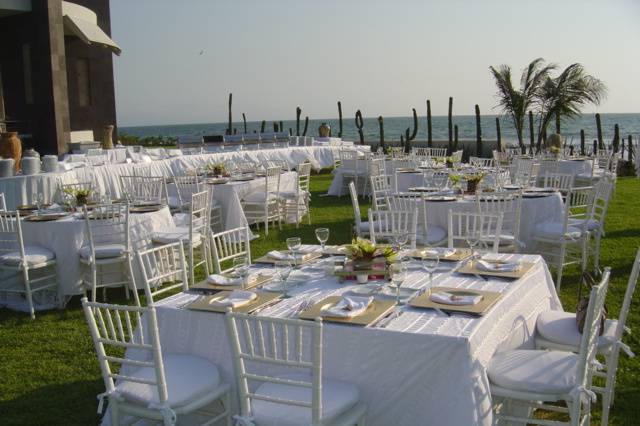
xmin=394 ymin=232 xmax=409 ymax=259
xmin=233 ymin=257 xmax=250 ymax=289
xmin=275 ymin=261 xmax=293 ymax=298
xmin=465 ymin=229 xmax=481 ymax=259
xmin=389 ymin=262 xmax=407 ymax=306
xmin=315 ymin=228 xmax=330 ymax=252
xmin=422 ymin=251 xmax=440 ymax=289
xmin=286 ymin=236 xmax=302 ymax=268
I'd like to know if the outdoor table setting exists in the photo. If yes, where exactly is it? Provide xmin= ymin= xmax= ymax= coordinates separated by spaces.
xmin=121 ymin=234 xmax=561 ymax=426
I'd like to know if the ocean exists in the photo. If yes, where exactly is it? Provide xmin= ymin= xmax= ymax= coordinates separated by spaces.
xmin=120 ymin=113 xmax=640 ymax=147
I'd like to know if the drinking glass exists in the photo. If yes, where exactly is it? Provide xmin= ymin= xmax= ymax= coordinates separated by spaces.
xmin=389 ymin=262 xmax=407 ymax=306
xmin=394 ymin=232 xmax=409 ymax=259
xmin=465 ymin=229 xmax=481 ymax=259
xmin=276 ymin=261 xmax=293 ymax=298
xmin=422 ymin=252 xmax=440 ymax=288
xmin=286 ymin=237 xmax=302 ymax=267
xmin=233 ymin=257 xmax=250 ymax=289
xmin=315 ymin=228 xmax=330 ymax=251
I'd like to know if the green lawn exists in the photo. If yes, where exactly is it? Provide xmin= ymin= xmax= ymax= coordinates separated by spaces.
xmin=0 ymin=173 xmax=638 ymax=425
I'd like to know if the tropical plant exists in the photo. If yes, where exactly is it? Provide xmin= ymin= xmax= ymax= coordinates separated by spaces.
xmin=535 ymin=63 xmax=607 ymax=149
xmin=489 ymin=58 xmax=556 ymax=152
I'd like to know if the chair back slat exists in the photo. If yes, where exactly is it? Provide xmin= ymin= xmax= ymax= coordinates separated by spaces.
xmin=368 ymin=209 xmax=418 ymax=249
xmin=119 ymin=175 xmax=165 ymax=204
xmin=210 ymin=226 xmax=251 ymax=274
xmin=136 ymin=241 xmax=189 ymax=303
xmin=476 ymin=191 xmax=523 ymax=244
xmin=370 ymin=175 xmax=393 ymax=210
xmin=447 ymin=210 xmax=504 ymax=252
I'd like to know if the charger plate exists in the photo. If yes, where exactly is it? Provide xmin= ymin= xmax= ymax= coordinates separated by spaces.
xmin=298 ymin=296 xmax=395 ymax=326
xmin=412 ymin=248 xmax=472 ymax=262
xmin=24 ymin=213 xmax=69 ymax=222
xmin=409 ymin=286 xmax=501 ymax=316
xmin=231 ymin=176 xmax=254 ymax=182
xmin=425 ymin=196 xmax=457 ymax=202
xmin=130 ymin=205 xmax=165 ymax=213
xmin=192 ymin=273 xmax=274 ymax=292
xmin=456 ymin=260 xmax=534 ymax=279
xmin=206 ymin=178 xmax=230 ymax=185
xmin=254 ymin=251 xmax=323 ymax=265
xmin=187 ymin=291 xmax=282 ymax=314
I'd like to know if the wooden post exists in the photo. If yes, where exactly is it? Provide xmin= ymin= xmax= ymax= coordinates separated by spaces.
xmin=528 ymin=111 xmax=535 ymax=155
xmin=378 ymin=116 xmax=385 ymax=150
xmin=595 ymin=113 xmax=604 ymax=149
xmin=296 ymin=107 xmax=301 ymax=136
xmin=454 ymin=124 xmax=459 ymax=152
xmin=260 ymin=120 xmax=266 ymax=133
xmin=613 ymin=123 xmax=620 ymax=152
xmin=580 ymin=129 xmax=585 ymax=156
xmin=495 ymin=117 xmax=502 ymax=152
xmin=227 ymin=93 xmax=233 ymax=135
xmin=427 ymin=100 xmax=433 ymax=147
xmin=474 ymin=104 xmax=482 ymax=157
xmin=337 ymin=101 xmax=343 ymax=138
xmin=242 ymin=113 xmax=247 ymax=133
xmin=448 ymin=97 xmax=453 ymax=152
xmin=628 ymin=135 xmax=634 ymax=162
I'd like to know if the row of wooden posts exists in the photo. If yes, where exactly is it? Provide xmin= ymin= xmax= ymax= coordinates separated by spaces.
xmin=224 ymin=93 xmax=635 ymax=161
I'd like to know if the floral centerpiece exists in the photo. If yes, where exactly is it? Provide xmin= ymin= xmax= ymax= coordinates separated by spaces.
xmin=464 ymin=173 xmax=485 ymax=194
xmin=549 ymin=145 xmax=562 ymax=159
xmin=344 ymin=238 xmax=397 ymax=283
xmin=445 ymin=156 xmax=455 ymax=168
xmin=204 ymin=162 xmax=229 ymax=177
xmin=63 ymin=187 xmax=92 ymax=207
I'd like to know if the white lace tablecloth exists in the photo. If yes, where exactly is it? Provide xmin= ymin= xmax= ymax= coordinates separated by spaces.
xmin=19 ymin=206 xmax=174 ymax=298
xmin=117 ymin=247 xmax=560 ymax=426
xmin=0 ymin=146 xmax=339 ymax=209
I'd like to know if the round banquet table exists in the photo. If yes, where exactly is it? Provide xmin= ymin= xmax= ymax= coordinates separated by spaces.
xmin=395 ymin=168 xmax=509 ymax=192
xmin=555 ymin=159 xmax=593 ymax=176
xmin=19 ymin=206 xmax=175 ymax=300
xmin=419 ymin=192 xmax=564 ymax=250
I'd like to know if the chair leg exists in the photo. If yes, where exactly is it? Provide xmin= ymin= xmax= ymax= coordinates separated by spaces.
xmin=23 ymin=268 xmax=35 ymax=320
xmin=110 ymin=399 xmax=120 ymax=426
xmin=594 ymin=232 xmax=602 ymax=273
xmin=556 ymin=244 xmax=566 ymax=291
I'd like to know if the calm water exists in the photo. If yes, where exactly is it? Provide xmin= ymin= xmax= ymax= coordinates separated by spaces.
xmin=121 ymin=113 xmax=640 ymax=147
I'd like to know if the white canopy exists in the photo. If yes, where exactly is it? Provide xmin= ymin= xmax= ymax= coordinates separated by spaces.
xmin=62 ymin=1 xmax=121 ymax=55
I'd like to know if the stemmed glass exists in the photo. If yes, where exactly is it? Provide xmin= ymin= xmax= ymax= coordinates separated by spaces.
xmin=276 ymin=261 xmax=293 ymax=298
xmin=393 ymin=232 xmax=409 ymax=259
xmin=315 ymin=228 xmax=330 ymax=252
xmin=389 ymin=262 xmax=407 ymax=306
xmin=286 ymin=237 xmax=302 ymax=268
xmin=422 ymin=251 xmax=440 ymax=289
xmin=233 ymin=257 xmax=250 ymax=290
xmin=465 ymin=229 xmax=481 ymax=260
xmin=34 ymin=193 xmax=44 ymax=215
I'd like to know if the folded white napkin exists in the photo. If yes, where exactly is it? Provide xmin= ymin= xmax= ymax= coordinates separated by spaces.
xmin=210 ymin=290 xmax=257 ymax=308
xmin=172 ymin=213 xmax=189 ymax=227
xmin=430 ymin=292 xmax=482 ymax=306
xmin=422 ymin=248 xmax=455 ymax=258
xmin=476 ymin=260 xmax=521 ymax=273
xmin=267 ymin=251 xmax=307 ymax=261
xmin=206 ymin=274 xmax=242 ymax=286
xmin=321 ymin=296 xmax=373 ymax=318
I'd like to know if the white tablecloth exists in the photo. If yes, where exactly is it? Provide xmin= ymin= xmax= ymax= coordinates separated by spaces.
xmin=117 ymin=249 xmax=560 ymax=426
xmin=19 ymin=206 xmax=174 ymax=298
xmin=0 ymin=146 xmax=340 ymax=209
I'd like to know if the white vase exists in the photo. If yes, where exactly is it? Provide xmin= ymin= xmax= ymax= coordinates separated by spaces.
xmin=356 ymin=274 xmax=369 ymax=284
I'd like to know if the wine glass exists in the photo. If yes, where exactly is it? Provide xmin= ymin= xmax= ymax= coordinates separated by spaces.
xmin=315 ymin=228 xmax=330 ymax=252
xmin=394 ymin=232 xmax=409 ymax=259
xmin=275 ymin=261 xmax=293 ymax=298
xmin=233 ymin=257 xmax=250 ymax=289
xmin=422 ymin=251 xmax=440 ymax=288
xmin=465 ymin=229 xmax=481 ymax=259
xmin=389 ymin=262 xmax=407 ymax=306
xmin=286 ymin=237 xmax=302 ymax=267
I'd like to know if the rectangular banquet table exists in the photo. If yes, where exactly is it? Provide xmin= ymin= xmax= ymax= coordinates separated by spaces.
xmin=119 ymin=248 xmax=561 ymax=426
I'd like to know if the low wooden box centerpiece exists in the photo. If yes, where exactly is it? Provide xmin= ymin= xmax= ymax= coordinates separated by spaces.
xmin=335 ymin=238 xmax=397 ymax=283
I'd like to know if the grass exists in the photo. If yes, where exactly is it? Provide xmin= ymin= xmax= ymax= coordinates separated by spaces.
xmin=0 ymin=173 xmax=639 ymax=425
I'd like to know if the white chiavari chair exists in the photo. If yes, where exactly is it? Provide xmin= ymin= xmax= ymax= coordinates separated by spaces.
xmin=152 ymin=191 xmax=210 ymax=286
xmin=389 ymin=193 xmax=447 ymax=246
xmin=368 ymin=209 xmax=418 ymax=249
xmin=136 ymin=241 xmax=189 ymax=303
xmin=82 ymin=298 xmax=232 ymax=426
xmin=489 ymin=269 xmax=610 ymax=426
xmin=263 ymin=159 xmax=290 ymax=173
xmin=0 ymin=210 xmax=58 ymax=319
xmin=450 ymin=150 xmax=464 ymax=166
xmin=225 ymin=312 xmax=367 ymax=426
xmin=447 ymin=210 xmax=503 ymax=253
xmin=475 ymin=190 xmax=523 ymax=253
xmin=538 ymin=159 xmax=561 ymax=178
xmin=241 ymin=166 xmax=282 ymax=235
xmin=349 ymin=182 xmax=369 ymax=238
xmin=428 ymin=147 xmax=448 ymax=157
xmin=172 ymin=175 xmax=223 ymax=232
xmin=422 ymin=169 xmax=449 ymax=190
xmin=339 ymin=149 xmax=368 ymax=196
xmin=119 ymin=175 xmax=166 ymax=205
xmin=368 ymin=158 xmax=385 ymax=178
xmin=533 ymin=186 xmax=592 ymax=289
xmin=209 ymin=226 xmax=251 ymax=275
xmin=542 ymin=172 xmax=575 ymax=203
xmin=510 ymin=158 xmax=535 ymax=187
xmin=389 ymin=146 xmax=405 ymax=158
xmin=369 ymin=175 xmax=393 ymax=210
xmin=469 ymin=157 xmax=494 ymax=168
xmin=172 ymin=175 xmax=199 ymax=211
xmin=80 ymin=203 xmax=135 ymax=303
xmin=280 ymin=162 xmax=312 ymax=228
xmin=536 ymin=251 xmax=639 ymax=425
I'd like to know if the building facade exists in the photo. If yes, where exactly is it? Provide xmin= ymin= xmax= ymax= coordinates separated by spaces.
xmin=0 ymin=0 xmax=119 ymax=155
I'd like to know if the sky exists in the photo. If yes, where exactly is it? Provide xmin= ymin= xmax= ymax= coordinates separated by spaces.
xmin=110 ymin=0 xmax=640 ymax=127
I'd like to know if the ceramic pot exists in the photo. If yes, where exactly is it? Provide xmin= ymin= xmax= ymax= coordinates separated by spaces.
xmin=23 ymin=148 xmax=40 ymax=159
xmin=21 ymin=157 xmax=40 ymax=175
xmin=356 ymin=274 xmax=369 ymax=284
xmin=0 ymin=159 xmax=15 ymax=177
xmin=42 ymin=155 xmax=59 ymax=173
xmin=318 ymin=122 xmax=331 ymax=138
xmin=102 ymin=125 xmax=114 ymax=149
xmin=0 ymin=132 xmax=22 ymax=173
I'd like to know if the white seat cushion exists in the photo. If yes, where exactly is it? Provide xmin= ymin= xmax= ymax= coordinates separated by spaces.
xmin=536 ymin=310 xmax=617 ymax=350
xmin=79 ymin=244 xmax=126 ymax=260
xmin=116 ymin=354 xmax=221 ymax=407
xmin=172 ymin=213 xmax=189 ymax=227
xmin=252 ymin=373 xmax=360 ymax=426
xmin=2 ymin=245 xmax=55 ymax=266
xmin=280 ymin=190 xmax=309 ymax=199
xmin=243 ymin=192 xmax=279 ymax=203
xmin=534 ymin=221 xmax=583 ymax=239
xmin=152 ymin=227 xmax=202 ymax=245
xmin=568 ymin=218 xmax=600 ymax=231
xmin=488 ymin=349 xmax=579 ymax=394
xmin=425 ymin=225 xmax=446 ymax=244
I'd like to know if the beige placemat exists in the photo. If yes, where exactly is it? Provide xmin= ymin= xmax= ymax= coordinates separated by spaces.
xmin=456 ymin=260 xmax=534 ymax=279
xmin=254 ymin=251 xmax=323 ymax=265
xmin=412 ymin=248 xmax=472 ymax=262
xmin=192 ymin=273 xmax=274 ymax=291
xmin=410 ymin=286 xmax=501 ymax=316
xmin=187 ymin=291 xmax=282 ymax=314
xmin=298 ymin=296 xmax=395 ymax=326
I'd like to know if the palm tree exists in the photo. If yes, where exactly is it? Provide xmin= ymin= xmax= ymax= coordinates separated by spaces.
xmin=535 ymin=63 xmax=607 ymax=149
xmin=489 ymin=58 xmax=556 ymax=153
